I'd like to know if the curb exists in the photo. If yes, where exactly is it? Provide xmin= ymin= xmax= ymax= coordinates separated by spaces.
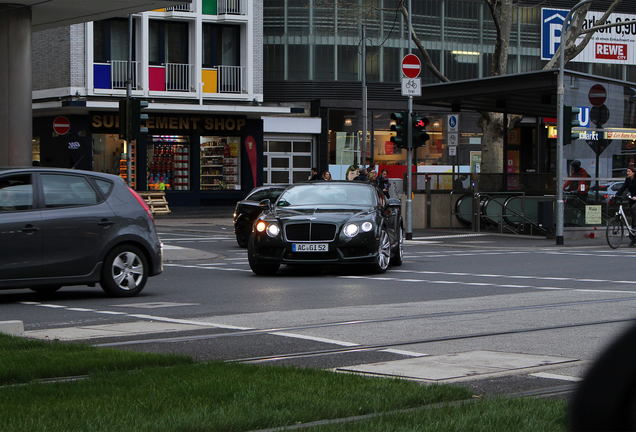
xmin=0 ymin=320 xmax=24 ymax=337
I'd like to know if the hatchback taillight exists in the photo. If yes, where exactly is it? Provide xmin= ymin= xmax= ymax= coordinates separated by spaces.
xmin=128 ymin=187 xmax=155 ymax=223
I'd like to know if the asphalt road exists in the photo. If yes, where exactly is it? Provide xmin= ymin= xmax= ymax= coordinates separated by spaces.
xmin=2 ymin=216 xmax=635 ymax=399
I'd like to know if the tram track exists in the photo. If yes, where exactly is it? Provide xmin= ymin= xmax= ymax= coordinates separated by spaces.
xmin=94 ymin=296 xmax=636 ymax=348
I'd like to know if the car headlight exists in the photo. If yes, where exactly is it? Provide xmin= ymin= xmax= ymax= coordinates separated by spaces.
xmin=256 ymin=220 xmax=267 ymax=232
xmin=266 ymin=223 xmax=280 ymax=237
xmin=361 ymin=221 xmax=373 ymax=232
xmin=343 ymin=223 xmax=359 ymax=237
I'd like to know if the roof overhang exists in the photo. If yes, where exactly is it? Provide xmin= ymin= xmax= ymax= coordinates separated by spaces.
xmin=414 ymin=69 xmax=636 ymax=118
xmin=0 ymin=1 xmax=190 ymax=32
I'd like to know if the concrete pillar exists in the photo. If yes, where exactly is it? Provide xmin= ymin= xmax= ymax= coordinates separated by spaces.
xmin=0 ymin=5 xmax=32 ymax=167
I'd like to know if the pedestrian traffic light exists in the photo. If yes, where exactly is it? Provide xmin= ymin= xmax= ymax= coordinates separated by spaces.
xmin=129 ymin=98 xmax=149 ymax=140
xmin=412 ymin=115 xmax=430 ymax=147
xmin=390 ymin=112 xmax=408 ymax=149
xmin=563 ymin=105 xmax=581 ymax=145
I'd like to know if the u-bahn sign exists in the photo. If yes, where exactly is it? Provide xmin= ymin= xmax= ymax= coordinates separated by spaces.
xmin=542 ymin=8 xmax=636 ymax=65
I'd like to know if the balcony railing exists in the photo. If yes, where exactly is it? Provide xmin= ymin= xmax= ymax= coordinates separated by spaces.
xmin=218 ymin=0 xmax=247 ymax=15
xmin=111 ymin=60 xmax=139 ymax=89
xmin=165 ymin=3 xmax=193 ymax=12
xmin=217 ymin=65 xmax=245 ymax=93
xmin=166 ymin=63 xmax=193 ymax=92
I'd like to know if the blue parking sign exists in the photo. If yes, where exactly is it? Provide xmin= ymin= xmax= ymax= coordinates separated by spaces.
xmin=541 ymin=8 xmax=568 ymax=60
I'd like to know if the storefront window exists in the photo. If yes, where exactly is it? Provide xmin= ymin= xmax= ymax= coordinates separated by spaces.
xmin=93 ymin=134 xmax=124 ymax=174
xmin=148 ymin=136 xmax=190 ymax=191
xmin=200 ymin=136 xmax=240 ymax=190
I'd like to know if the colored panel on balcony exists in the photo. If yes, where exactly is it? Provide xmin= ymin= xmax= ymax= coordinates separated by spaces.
xmin=94 ymin=64 xmax=111 ymax=89
xmin=202 ymin=69 xmax=218 ymax=93
xmin=149 ymin=67 xmax=166 ymax=91
xmin=202 ymin=0 xmax=217 ymax=15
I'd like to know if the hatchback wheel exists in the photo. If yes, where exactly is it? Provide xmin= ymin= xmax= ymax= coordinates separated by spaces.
xmin=101 ymin=245 xmax=148 ymax=297
xmin=372 ymin=229 xmax=391 ymax=274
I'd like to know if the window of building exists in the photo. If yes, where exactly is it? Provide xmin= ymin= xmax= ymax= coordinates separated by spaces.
xmin=94 ymin=18 xmax=133 ymax=63
xmin=203 ymin=24 xmax=240 ymax=67
xmin=149 ymin=20 xmax=189 ymax=65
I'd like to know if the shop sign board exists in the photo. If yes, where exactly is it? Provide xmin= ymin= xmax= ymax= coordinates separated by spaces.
xmin=542 ymin=8 xmax=636 ymax=65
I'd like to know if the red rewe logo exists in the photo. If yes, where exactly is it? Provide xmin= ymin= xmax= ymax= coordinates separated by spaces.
xmin=596 ymin=43 xmax=628 ymax=61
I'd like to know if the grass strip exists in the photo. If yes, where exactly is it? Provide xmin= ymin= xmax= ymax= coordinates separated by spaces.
xmin=0 ymin=333 xmax=194 ymax=385
xmin=0 ymin=359 xmax=471 ymax=431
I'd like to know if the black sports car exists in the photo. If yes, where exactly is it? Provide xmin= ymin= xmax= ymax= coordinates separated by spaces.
xmin=247 ymin=181 xmax=403 ymax=275
xmin=233 ymin=185 xmax=288 ymax=247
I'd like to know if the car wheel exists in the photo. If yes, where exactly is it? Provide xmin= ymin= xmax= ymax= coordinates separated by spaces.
xmin=100 ymin=245 xmax=148 ymax=297
xmin=248 ymin=235 xmax=280 ymax=276
xmin=390 ymin=224 xmax=403 ymax=266
xmin=235 ymin=220 xmax=251 ymax=248
xmin=29 ymin=285 xmax=62 ymax=294
xmin=372 ymin=229 xmax=391 ymax=274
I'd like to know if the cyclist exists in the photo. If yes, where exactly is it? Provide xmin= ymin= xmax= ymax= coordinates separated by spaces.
xmin=563 ymin=160 xmax=591 ymax=197
xmin=614 ymin=166 xmax=636 ymax=246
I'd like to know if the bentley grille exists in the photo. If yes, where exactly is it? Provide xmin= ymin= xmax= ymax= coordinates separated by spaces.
xmin=285 ymin=223 xmax=337 ymax=241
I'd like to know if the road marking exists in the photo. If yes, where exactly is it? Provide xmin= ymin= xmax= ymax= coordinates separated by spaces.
xmin=530 ymin=372 xmax=582 ymax=382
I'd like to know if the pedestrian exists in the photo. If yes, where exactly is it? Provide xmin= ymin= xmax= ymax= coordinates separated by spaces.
xmin=563 ymin=160 xmax=591 ymax=197
xmin=322 ymin=170 xmax=332 ymax=180
xmin=308 ymin=167 xmax=320 ymax=181
xmin=345 ymin=165 xmax=359 ymax=180
xmin=354 ymin=167 xmax=367 ymax=182
xmin=366 ymin=169 xmax=377 ymax=185
xmin=615 ymin=166 xmax=636 ymax=246
xmin=377 ymin=169 xmax=390 ymax=198
xmin=453 ymin=174 xmax=468 ymax=192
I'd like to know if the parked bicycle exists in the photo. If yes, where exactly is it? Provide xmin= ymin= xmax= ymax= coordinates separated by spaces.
xmin=606 ymin=195 xmax=636 ymax=248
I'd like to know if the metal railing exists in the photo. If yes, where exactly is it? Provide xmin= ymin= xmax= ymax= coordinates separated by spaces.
xmin=218 ymin=0 xmax=247 ymax=15
xmin=217 ymin=65 xmax=245 ymax=93
xmin=111 ymin=60 xmax=138 ymax=89
xmin=165 ymin=3 xmax=193 ymax=12
xmin=165 ymin=63 xmax=193 ymax=92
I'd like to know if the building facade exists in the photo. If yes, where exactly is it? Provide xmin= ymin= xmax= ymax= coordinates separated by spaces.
xmin=31 ymin=0 xmax=319 ymax=207
xmin=263 ymin=0 xmax=636 ymax=188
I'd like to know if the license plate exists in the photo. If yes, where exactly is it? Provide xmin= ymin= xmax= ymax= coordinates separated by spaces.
xmin=292 ymin=243 xmax=328 ymax=252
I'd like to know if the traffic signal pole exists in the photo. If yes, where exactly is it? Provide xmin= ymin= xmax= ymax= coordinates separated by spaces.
xmin=405 ymin=0 xmax=413 ymax=240
xmin=126 ymin=14 xmax=133 ymax=188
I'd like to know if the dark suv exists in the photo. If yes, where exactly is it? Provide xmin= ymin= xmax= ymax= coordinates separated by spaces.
xmin=0 ymin=167 xmax=163 ymax=297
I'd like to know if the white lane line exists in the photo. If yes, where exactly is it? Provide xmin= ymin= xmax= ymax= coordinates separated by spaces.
xmin=530 ymin=372 xmax=582 ymax=382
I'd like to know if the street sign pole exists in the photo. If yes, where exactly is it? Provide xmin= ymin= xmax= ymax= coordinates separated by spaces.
xmin=405 ymin=0 xmax=414 ymax=240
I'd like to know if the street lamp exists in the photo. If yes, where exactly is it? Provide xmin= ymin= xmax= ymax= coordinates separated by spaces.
xmin=556 ymin=0 xmax=594 ymax=245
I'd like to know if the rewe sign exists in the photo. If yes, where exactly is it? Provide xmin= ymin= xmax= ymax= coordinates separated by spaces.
xmin=542 ymin=8 xmax=636 ymax=65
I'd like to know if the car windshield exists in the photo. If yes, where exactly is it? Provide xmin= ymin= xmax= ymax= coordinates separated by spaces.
xmin=278 ymin=183 xmax=376 ymax=207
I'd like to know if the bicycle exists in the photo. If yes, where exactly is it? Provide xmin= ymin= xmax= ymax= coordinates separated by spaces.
xmin=606 ymin=195 xmax=636 ymax=248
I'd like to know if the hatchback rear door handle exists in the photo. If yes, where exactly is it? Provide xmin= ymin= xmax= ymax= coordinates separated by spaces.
xmin=98 ymin=219 xmax=115 ymax=227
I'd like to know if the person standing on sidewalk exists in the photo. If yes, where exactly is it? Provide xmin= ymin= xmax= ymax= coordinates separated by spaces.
xmin=615 ymin=166 xmax=636 ymax=246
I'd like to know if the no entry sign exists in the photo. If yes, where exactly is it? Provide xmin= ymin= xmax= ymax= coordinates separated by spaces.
xmin=53 ymin=116 xmax=71 ymax=135
xmin=401 ymin=54 xmax=421 ymax=79
xmin=588 ymin=84 xmax=607 ymax=107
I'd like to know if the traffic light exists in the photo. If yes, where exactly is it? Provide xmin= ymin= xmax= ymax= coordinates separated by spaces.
xmin=118 ymin=99 xmax=127 ymax=138
xmin=129 ymin=98 xmax=149 ymax=140
xmin=412 ymin=115 xmax=430 ymax=147
xmin=390 ymin=112 xmax=408 ymax=149
xmin=563 ymin=105 xmax=581 ymax=145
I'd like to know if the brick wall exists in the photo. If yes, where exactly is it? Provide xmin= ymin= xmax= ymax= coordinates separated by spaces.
xmin=32 ymin=27 xmax=71 ymax=90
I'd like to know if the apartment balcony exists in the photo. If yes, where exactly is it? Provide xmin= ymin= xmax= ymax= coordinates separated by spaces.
xmin=202 ymin=66 xmax=245 ymax=94
xmin=217 ymin=0 xmax=247 ymax=15
xmin=150 ymin=63 xmax=194 ymax=92
xmin=94 ymin=60 xmax=140 ymax=90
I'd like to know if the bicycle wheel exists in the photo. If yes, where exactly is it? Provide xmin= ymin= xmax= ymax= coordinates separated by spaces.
xmin=607 ymin=216 xmax=624 ymax=249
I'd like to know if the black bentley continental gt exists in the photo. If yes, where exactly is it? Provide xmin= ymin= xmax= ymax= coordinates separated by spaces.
xmin=247 ymin=181 xmax=403 ymax=275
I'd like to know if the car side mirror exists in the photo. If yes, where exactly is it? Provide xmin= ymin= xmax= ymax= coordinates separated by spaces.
xmin=259 ymin=199 xmax=272 ymax=210
xmin=387 ymin=198 xmax=401 ymax=208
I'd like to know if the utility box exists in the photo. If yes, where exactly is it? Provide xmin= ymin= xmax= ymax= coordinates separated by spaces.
xmin=537 ymin=201 xmax=554 ymax=228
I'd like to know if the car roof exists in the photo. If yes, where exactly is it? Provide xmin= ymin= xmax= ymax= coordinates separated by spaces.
xmin=0 ymin=167 xmax=122 ymax=181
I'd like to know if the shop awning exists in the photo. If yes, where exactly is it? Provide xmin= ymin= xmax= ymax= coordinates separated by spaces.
xmin=414 ymin=69 xmax=635 ymax=118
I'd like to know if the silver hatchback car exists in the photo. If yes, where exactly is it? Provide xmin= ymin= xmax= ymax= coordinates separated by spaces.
xmin=0 ymin=167 xmax=163 ymax=297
